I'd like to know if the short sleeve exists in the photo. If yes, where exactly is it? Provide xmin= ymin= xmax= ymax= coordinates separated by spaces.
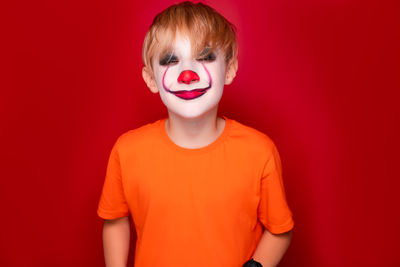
xmin=97 ymin=139 xmax=130 ymax=219
xmin=258 ymin=143 xmax=294 ymax=234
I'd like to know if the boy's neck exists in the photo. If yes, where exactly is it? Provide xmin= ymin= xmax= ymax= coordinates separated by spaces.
xmin=165 ymin=107 xmax=226 ymax=149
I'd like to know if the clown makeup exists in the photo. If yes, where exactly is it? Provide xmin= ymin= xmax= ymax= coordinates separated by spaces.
xmin=151 ymin=32 xmax=227 ymax=119
xmin=158 ymin=47 xmax=217 ymax=100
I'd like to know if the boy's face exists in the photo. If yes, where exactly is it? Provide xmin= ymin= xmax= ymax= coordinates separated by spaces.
xmin=144 ymin=32 xmax=235 ymax=119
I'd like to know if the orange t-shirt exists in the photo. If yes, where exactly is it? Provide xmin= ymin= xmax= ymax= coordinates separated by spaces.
xmin=97 ymin=116 xmax=294 ymax=267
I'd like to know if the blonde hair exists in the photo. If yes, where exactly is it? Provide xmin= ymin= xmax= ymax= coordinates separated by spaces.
xmin=142 ymin=1 xmax=238 ymax=74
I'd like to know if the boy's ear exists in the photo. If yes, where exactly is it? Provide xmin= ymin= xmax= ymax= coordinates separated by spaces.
xmin=224 ymin=59 xmax=238 ymax=85
xmin=142 ymin=67 xmax=159 ymax=93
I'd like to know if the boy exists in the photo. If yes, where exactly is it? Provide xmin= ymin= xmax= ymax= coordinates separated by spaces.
xmin=97 ymin=2 xmax=294 ymax=267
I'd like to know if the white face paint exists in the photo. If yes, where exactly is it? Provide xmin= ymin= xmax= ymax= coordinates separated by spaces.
xmin=152 ymin=32 xmax=227 ymax=119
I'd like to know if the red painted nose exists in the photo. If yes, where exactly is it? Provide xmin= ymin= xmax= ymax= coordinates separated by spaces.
xmin=177 ymin=70 xmax=200 ymax=84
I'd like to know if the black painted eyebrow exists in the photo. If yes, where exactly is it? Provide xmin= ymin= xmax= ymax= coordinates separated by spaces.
xmin=196 ymin=48 xmax=216 ymax=62
xmin=159 ymin=53 xmax=178 ymax=66
xmin=198 ymin=47 xmax=212 ymax=57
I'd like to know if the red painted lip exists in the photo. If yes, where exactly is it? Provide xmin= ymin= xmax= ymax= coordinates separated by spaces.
xmin=171 ymin=88 xmax=210 ymax=100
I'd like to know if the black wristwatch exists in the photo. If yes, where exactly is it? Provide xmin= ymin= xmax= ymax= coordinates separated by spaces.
xmin=242 ymin=258 xmax=263 ymax=267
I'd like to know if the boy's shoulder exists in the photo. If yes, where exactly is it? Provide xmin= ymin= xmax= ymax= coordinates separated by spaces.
xmin=113 ymin=118 xmax=163 ymax=150
xmin=227 ymin=117 xmax=278 ymax=153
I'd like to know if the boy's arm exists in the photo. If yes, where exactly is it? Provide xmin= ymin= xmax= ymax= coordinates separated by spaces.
xmin=251 ymin=229 xmax=292 ymax=267
xmin=103 ymin=216 xmax=130 ymax=267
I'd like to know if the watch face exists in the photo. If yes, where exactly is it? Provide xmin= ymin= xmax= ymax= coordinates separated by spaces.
xmin=242 ymin=259 xmax=263 ymax=267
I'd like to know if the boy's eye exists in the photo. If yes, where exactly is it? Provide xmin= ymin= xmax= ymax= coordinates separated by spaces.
xmin=159 ymin=54 xmax=179 ymax=66
xmin=197 ymin=52 xmax=216 ymax=62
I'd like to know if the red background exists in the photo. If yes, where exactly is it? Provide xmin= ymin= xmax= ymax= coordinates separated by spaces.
xmin=1 ymin=0 xmax=399 ymax=266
